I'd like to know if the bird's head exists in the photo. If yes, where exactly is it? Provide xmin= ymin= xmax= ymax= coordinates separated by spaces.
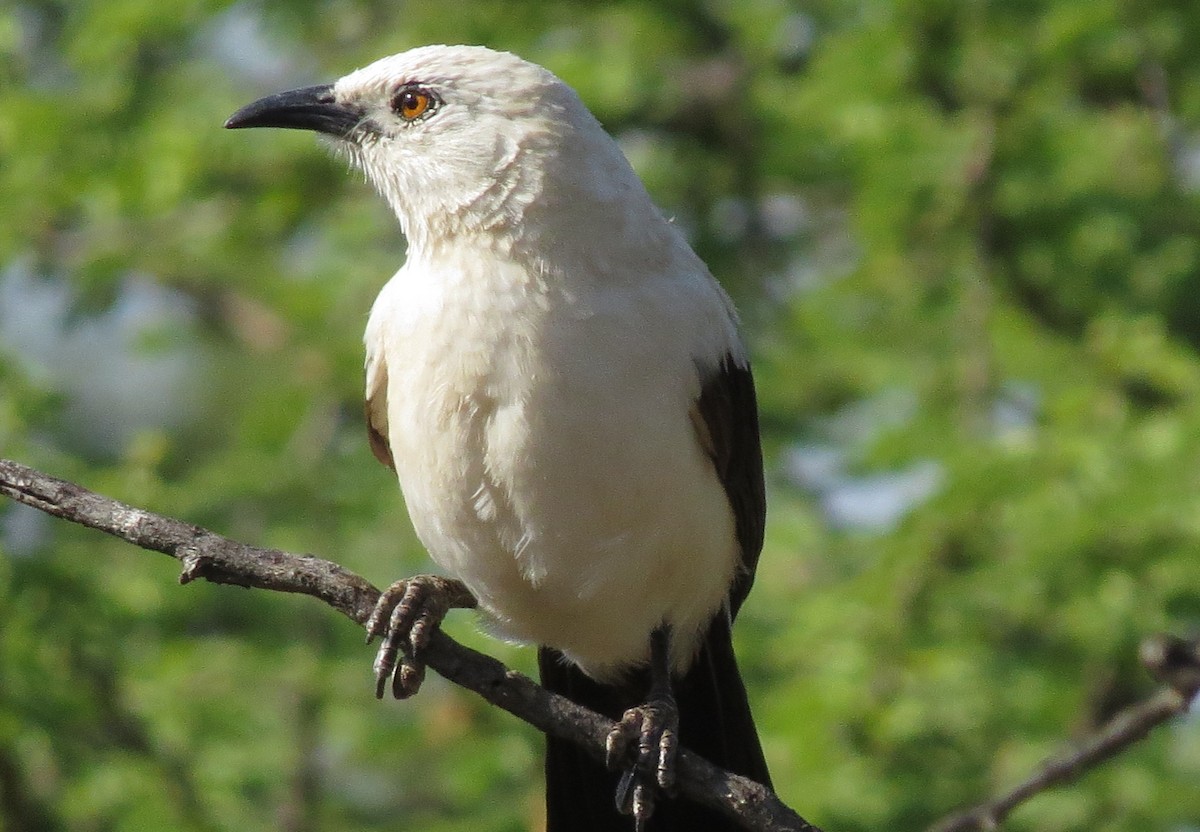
xmin=226 ymin=45 xmax=645 ymax=252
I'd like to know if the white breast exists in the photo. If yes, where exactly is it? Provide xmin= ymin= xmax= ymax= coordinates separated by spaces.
xmin=365 ymin=243 xmax=744 ymax=680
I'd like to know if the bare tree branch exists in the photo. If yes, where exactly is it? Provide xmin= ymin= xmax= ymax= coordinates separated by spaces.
xmin=929 ymin=634 xmax=1200 ymax=832
xmin=0 ymin=458 xmax=819 ymax=832
xmin=8 ymin=456 xmax=1195 ymax=832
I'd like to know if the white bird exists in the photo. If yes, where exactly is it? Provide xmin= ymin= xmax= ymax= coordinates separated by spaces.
xmin=226 ymin=44 xmax=770 ymax=831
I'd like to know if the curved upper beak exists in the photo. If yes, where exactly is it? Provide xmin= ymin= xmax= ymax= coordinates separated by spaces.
xmin=224 ymin=84 xmax=363 ymax=137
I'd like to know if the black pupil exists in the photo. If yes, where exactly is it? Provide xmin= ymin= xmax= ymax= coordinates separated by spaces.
xmin=393 ymin=87 xmax=431 ymax=119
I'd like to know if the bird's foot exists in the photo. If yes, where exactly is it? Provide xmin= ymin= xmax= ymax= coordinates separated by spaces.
xmin=365 ymin=575 xmax=475 ymax=700
xmin=606 ymin=694 xmax=680 ymax=830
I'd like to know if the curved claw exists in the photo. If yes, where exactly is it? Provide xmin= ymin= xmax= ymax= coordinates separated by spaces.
xmin=606 ymin=695 xmax=680 ymax=827
xmin=393 ymin=654 xmax=426 ymax=699
xmin=365 ymin=575 xmax=474 ymax=700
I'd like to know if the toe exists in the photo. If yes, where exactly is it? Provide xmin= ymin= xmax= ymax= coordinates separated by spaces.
xmin=372 ymin=630 xmax=403 ymax=699
xmin=393 ymin=655 xmax=426 ymax=699
xmin=656 ymin=720 xmax=678 ymax=791
xmin=365 ymin=580 xmax=409 ymax=644
xmin=614 ymin=767 xmax=637 ymax=816
xmin=606 ymin=709 xmax=639 ymax=770
xmin=631 ymin=781 xmax=654 ymax=832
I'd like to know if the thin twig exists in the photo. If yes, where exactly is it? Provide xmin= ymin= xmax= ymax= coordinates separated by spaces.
xmin=928 ymin=634 xmax=1200 ymax=832
xmin=0 ymin=458 xmax=819 ymax=832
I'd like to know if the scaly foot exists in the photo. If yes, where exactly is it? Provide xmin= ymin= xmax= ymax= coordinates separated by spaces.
xmin=365 ymin=575 xmax=475 ymax=699
xmin=604 ymin=624 xmax=678 ymax=830
xmin=607 ymin=693 xmax=680 ymax=829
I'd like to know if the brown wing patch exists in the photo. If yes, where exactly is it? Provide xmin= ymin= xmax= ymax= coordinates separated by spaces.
xmin=365 ymin=351 xmax=394 ymax=470
xmin=691 ymin=354 xmax=766 ymax=619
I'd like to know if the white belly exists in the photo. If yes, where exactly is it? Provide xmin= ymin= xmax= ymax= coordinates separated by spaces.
xmin=368 ymin=258 xmax=741 ymax=680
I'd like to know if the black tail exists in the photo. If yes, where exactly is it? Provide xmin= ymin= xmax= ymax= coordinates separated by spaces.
xmin=538 ymin=614 xmax=771 ymax=832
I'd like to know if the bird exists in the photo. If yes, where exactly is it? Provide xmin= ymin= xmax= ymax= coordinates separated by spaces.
xmin=225 ymin=44 xmax=770 ymax=831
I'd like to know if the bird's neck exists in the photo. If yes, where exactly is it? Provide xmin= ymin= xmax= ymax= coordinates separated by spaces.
xmin=390 ymin=126 xmax=676 ymax=276
xmin=400 ymin=184 xmax=678 ymax=289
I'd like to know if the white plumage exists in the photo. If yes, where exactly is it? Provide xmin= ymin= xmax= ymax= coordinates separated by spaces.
xmin=345 ymin=46 xmax=747 ymax=679
xmin=226 ymin=44 xmax=774 ymax=830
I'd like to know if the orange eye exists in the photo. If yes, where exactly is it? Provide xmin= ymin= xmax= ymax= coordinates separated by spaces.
xmin=393 ymin=86 xmax=436 ymax=121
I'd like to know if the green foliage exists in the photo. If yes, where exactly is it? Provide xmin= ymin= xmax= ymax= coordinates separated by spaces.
xmin=2 ymin=0 xmax=1199 ymax=830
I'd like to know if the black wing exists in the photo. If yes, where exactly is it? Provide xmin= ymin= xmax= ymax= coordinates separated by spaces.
xmin=692 ymin=352 xmax=766 ymax=619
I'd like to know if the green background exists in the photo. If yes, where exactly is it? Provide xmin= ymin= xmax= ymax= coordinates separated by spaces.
xmin=2 ymin=1 xmax=1199 ymax=830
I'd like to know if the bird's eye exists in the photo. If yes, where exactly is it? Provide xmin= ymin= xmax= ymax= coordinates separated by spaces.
xmin=392 ymin=86 xmax=437 ymax=122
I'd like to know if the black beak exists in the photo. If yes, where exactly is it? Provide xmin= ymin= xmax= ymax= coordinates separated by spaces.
xmin=224 ymin=84 xmax=363 ymax=137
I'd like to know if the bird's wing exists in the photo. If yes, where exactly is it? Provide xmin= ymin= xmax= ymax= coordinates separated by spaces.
xmin=364 ymin=343 xmax=394 ymax=470
xmin=690 ymin=353 xmax=766 ymax=619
